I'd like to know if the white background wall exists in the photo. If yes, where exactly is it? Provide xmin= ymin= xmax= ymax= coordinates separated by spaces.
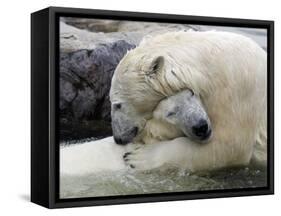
xmin=0 ymin=0 xmax=279 ymax=215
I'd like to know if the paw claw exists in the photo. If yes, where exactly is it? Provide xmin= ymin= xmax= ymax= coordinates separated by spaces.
xmin=123 ymin=144 xmax=152 ymax=170
xmin=123 ymin=151 xmax=136 ymax=169
xmin=123 ymin=152 xmax=132 ymax=159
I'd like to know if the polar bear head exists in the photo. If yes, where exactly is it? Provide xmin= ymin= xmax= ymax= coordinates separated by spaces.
xmin=153 ymin=90 xmax=212 ymax=142
xmin=110 ymin=54 xmax=167 ymax=144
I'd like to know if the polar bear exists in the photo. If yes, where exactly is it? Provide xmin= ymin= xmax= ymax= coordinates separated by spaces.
xmin=110 ymin=31 xmax=267 ymax=171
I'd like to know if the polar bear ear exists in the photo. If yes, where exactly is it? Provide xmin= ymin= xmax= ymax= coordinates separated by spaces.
xmin=147 ymin=56 xmax=165 ymax=77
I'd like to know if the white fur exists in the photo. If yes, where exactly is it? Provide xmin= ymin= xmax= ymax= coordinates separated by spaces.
xmin=111 ymin=31 xmax=267 ymax=171
xmin=60 ymin=137 xmax=127 ymax=175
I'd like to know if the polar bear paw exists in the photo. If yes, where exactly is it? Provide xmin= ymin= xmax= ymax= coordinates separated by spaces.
xmin=123 ymin=144 xmax=164 ymax=170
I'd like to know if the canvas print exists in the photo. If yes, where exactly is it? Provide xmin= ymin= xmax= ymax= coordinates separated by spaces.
xmin=59 ymin=17 xmax=267 ymax=199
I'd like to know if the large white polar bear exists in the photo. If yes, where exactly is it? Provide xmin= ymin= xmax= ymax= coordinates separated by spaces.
xmin=110 ymin=31 xmax=267 ymax=172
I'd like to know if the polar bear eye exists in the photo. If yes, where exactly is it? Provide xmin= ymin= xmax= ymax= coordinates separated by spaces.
xmin=166 ymin=112 xmax=176 ymax=117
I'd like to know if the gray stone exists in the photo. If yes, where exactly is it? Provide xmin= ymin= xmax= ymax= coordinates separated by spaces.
xmin=60 ymin=22 xmax=142 ymax=52
xmin=60 ymin=40 xmax=135 ymax=120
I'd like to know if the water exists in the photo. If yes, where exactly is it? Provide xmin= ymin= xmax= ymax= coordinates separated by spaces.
xmin=60 ymin=161 xmax=267 ymax=199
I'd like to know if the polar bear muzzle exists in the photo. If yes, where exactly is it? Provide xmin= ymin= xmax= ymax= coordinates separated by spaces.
xmin=111 ymin=101 xmax=142 ymax=145
xmin=113 ymin=126 xmax=138 ymax=145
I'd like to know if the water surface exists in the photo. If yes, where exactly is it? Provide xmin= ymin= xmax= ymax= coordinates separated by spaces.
xmin=60 ymin=162 xmax=267 ymax=198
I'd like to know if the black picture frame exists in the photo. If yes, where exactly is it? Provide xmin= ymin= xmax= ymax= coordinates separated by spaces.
xmin=31 ymin=6 xmax=274 ymax=209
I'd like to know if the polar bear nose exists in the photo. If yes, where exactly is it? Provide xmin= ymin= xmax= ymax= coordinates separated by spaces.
xmin=113 ymin=127 xmax=139 ymax=145
xmin=192 ymin=119 xmax=211 ymax=139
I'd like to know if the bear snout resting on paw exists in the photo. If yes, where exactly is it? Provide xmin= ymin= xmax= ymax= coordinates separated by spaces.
xmin=110 ymin=31 xmax=267 ymax=171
